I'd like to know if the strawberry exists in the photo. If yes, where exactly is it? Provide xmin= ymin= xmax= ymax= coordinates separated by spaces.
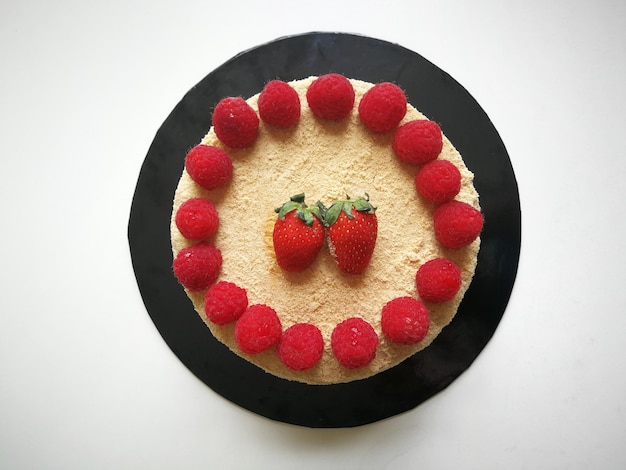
xmin=272 ymin=193 xmax=325 ymax=272
xmin=324 ymin=194 xmax=378 ymax=275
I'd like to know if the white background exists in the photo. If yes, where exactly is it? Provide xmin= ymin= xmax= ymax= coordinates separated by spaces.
xmin=1 ymin=0 xmax=625 ymax=468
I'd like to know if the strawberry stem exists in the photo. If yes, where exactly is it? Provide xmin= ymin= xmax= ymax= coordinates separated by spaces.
xmin=274 ymin=193 xmax=322 ymax=226
xmin=322 ymin=194 xmax=376 ymax=226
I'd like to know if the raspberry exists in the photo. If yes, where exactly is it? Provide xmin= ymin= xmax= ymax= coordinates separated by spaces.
xmin=212 ymin=97 xmax=259 ymax=148
xmin=416 ymin=258 xmax=462 ymax=303
xmin=433 ymin=200 xmax=484 ymax=249
xmin=331 ymin=317 xmax=379 ymax=369
xmin=234 ymin=304 xmax=282 ymax=354
xmin=204 ymin=281 xmax=248 ymax=326
xmin=415 ymin=159 xmax=462 ymax=203
xmin=306 ymin=74 xmax=355 ymax=120
xmin=358 ymin=82 xmax=407 ymax=133
xmin=381 ymin=297 xmax=430 ymax=345
xmin=172 ymin=242 xmax=222 ymax=291
xmin=277 ymin=323 xmax=324 ymax=371
xmin=175 ymin=198 xmax=219 ymax=240
xmin=184 ymin=144 xmax=233 ymax=191
xmin=257 ymin=80 xmax=301 ymax=128
xmin=392 ymin=120 xmax=443 ymax=164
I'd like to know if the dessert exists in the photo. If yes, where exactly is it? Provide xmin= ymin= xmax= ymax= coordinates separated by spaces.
xmin=170 ymin=75 xmax=482 ymax=384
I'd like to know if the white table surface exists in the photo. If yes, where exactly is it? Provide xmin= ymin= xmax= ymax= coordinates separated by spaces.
xmin=2 ymin=0 xmax=625 ymax=468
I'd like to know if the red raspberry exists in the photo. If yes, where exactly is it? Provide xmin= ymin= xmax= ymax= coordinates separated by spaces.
xmin=306 ymin=74 xmax=355 ymax=120
xmin=433 ymin=200 xmax=484 ymax=249
xmin=392 ymin=120 xmax=443 ymax=164
xmin=358 ymin=82 xmax=407 ymax=133
xmin=277 ymin=323 xmax=324 ymax=371
xmin=175 ymin=198 xmax=219 ymax=240
xmin=234 ymin=304 xmax=282 ymax=354
xmin=381 ymin=297 xmax=430 ymax=345
xmin=415 ymin=159 xmax=462 ymax=203
xmin=257 ymin=80 xmax=301 ymax=128
xmin=185 ymin=144 xmax=233 ymax=190
xmin=416 ymin=258 xmax=462 ymax=303
xmin=204 ymin=281 xmax=248 ymax=325
xmin=331 ymin=317 xmax=379 ymax=369
xmin=212 ymin=97 xmax=259 ymax=148
xmin=172 ymin=242 xmax=222 ymax=291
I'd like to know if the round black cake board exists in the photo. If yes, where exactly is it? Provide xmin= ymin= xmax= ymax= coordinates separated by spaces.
xmin=128 ymin=32 xmax=521 ymax=428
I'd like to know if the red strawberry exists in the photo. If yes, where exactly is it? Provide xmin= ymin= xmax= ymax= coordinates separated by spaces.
xmin=272 ymin=193 xmax=325 ymax=272
xmin=324 ymin=194 xmax=378 ymax=275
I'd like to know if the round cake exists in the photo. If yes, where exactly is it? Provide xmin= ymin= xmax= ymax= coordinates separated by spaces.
xmin=170 ymin=75 xmax=482 ymax=385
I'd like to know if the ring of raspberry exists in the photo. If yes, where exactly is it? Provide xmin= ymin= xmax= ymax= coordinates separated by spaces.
xmin=172 ymin=75 xmax=482 ymax=372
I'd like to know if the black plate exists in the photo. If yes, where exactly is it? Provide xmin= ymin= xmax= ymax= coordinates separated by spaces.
xmin=128 ymin=32 xmax=521 ymax=428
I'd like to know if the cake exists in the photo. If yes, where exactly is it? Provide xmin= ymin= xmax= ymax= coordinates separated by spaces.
xmin=170 ymin=75 xmax=483 ymax=385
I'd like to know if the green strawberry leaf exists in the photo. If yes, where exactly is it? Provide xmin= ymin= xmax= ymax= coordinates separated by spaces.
xmin=275 ymin=200 xmax=301 ymax=219
xmin=324 ymin=201 xmax=343 ymax=226
xmin=290 ymin=193 xmax=306 ymax=204
xmin=275 ymin=193 xmax=322 ymax=226
xmin=297 ymin=209 xmax=315 ymax=226
xmin=353 ymin=193 xmax=376 ymax=213
xmin=342 ymin=201 xmax=355 ymax=219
